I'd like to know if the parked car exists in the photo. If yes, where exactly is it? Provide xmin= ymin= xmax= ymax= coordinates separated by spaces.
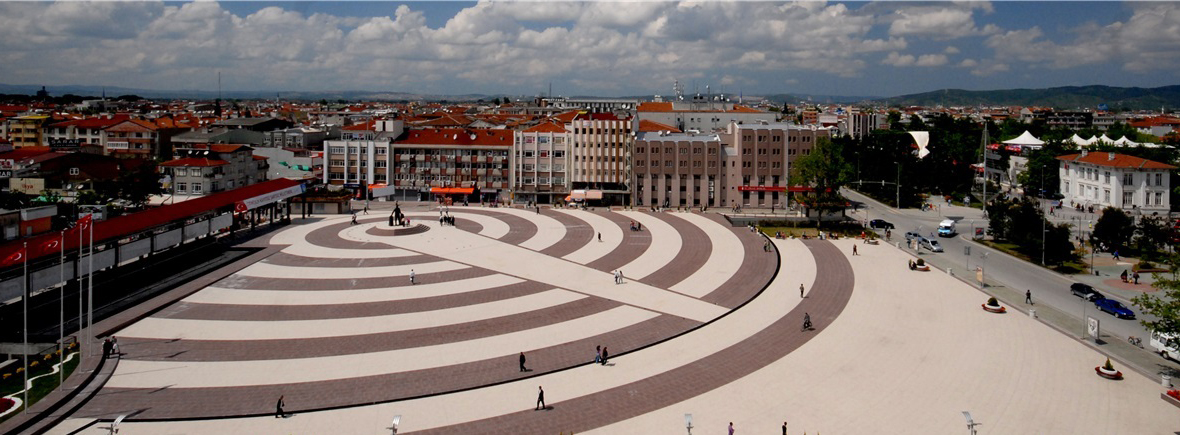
xmin=920 ymin=238 xmax=943 ymax=252
xmin=1151 ymin=331 xmax=1179 ymax=361
xmin=1094 ymin=298 xmax=1135 ymax=319
xmin=904 ymin=231 xmax=922 ymax=242
xmin=1070 ymin=283 xmax=1104 ymax=301
xmin=869 ymin=219 xmax=895 ymax=230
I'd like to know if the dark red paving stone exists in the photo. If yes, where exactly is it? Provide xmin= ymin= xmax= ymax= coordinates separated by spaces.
xmin=121 ymin=293 xmax=616 ymax=362
xmin=158 ymin=281 xmax=552 ymax=321
xmin=637 ymin=212 xmax=711 ymax=289
xmin=585 ymin=211 xmax=651 ymax=273
xmin=413 ymin=240 xmax=852 ymax=435
xmin=303 ymin=219 xmax=399 ymax=249
xmin=699 ymin=214 xmax=777 ymax=308
xmin=365 ymin=224 xmax=431 ymax=237
xmin=454 ymin=209 xmax=538 ymax=246
xmin=262 ymin=251 xmax=428 ymax=267
xmin=402 ymin=213 xmax=483 ymax=236
xmin=78 ymin=314 xmax=699 ymax=420
xmin=538 ymin=211 xmax=594 ymax=258
xmin=214 ymin=266 xmax=496 ymax=290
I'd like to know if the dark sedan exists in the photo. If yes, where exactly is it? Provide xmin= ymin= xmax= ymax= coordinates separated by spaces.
xmin=869 ymin=219 xmax=895 ymax=230
xmin=1094 ymin=298 xmax=1136 ymax=319
xmin=1070 ymin=283 xmax=1104 ymax=301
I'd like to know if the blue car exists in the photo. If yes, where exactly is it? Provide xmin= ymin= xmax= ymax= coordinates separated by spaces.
xmin=1094 ymin=298 xmax=1136 ymax=319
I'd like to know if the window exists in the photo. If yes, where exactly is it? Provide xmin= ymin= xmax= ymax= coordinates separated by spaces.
xmin=192 ymin=183 xmax=203 ymax=193
xmin=1104 ymin=189 xmax=1110 ymax=203
xmin=1156 ymin=173 xmax=1163 ymax=186
xmin=1123 ymin=192 xmax=1133 ymax=205
xmin=175 ymin=182 xmax=187 ymax=193
xmin=1104 ymin=172 xmax=1110 ymax=184
xmin=1156 ymin=192 xmax=1163 ymax=205
xmin=524 ymin=150 xmax=534 ymax=157
xmin=375 ymin=161 xmax=387 ymax=168
xmin=330 ymin=146 xmax=345 ymax=154
xmin=1123 ymin=173 xmax=1133 ymax=186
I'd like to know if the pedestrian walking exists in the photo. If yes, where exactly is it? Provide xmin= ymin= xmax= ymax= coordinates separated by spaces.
xmin=351 ymin=213 xmax=358 ymax=225
xmin=729 ymin=422 xmax=735 ymax=435
xmin=600 ymin=347 xmax=609 ymax=365
xmin=519 ymin=352 xmax=527 ymax=372
xmin=363 ymin=205 xmax=369 ymax=215
xmin=800 ymin=284 xmax=805 ymax=298
xmin=852 ymin=245 xmax=858 ymax=256
xmin=1133 ymin=271 xmax=1140 ymax=284
xmin=409 ymin=269 xmax=416 ymax=285
xmin=618 ymin=270 xmax=624 ymax=284
xmin=275 ymin=395 xmax=285 ymax=418
xmin=594 ymin=345 xmax=601 ymax=363
xmin=102 ymin=338 xmax=112 ymax=359
xmin=1113 ymin=249 xmax=1121 ymax=260
xmin=782 ymin=421 xmax=788 ymax=435
xmin=535 ymin=386 xmax=546 ymax=410
xmin=802 ymin=312 xmax=812 ymax=331
xmin=598 ymin=232 xmax=602 ymax=242
xmin=111 ymin=337 xmax=119 ymax=356
xmin=1026 ymin=289 xmax=1033 ymax=304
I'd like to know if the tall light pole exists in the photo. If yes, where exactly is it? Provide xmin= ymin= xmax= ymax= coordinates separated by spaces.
xmin=1041 ymin=169 xmax=1046 ymax=266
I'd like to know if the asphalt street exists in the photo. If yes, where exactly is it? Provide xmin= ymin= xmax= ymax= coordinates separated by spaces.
xmin=843 ymin=188 xmax=1180 ymax=376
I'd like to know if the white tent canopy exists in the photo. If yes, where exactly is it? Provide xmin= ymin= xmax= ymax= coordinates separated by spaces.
xmin=908 ymin=131 xmax=930 ymax=159
xmin=1002 ymin=130 xmax=1045 ymax=148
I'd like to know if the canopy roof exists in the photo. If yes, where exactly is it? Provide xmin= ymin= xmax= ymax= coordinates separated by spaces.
xmin=1002 ymin=131 xmax=1044 ymax=147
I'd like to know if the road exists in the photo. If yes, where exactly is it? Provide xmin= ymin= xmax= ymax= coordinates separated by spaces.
xmin=843 ymin=188 xmax=1173 ymax=363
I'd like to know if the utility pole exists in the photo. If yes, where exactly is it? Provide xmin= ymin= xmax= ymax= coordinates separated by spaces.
xmin=981 ymin=125 xmax=989 ymax=215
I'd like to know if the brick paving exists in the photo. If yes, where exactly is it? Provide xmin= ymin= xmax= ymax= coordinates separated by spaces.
xmin=637 ymin=212 xmax=711 ymax=289
xmin=456 ymin=209 xmax=538 ymax=246
xmin=61 ymin=210 xmax=786 ymax=424
xmin=585 ymin=211 xmax=651 ymax=273
xmin=701 ymin=214 xmax=777 ymax=308
xmin=539 ymin=211 xmax=594 ymax=258
xmin=413 ymin=240 xmax=851 ymax=434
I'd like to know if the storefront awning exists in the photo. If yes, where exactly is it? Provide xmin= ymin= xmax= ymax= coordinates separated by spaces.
xmin=430 ymin=187 xmax=474 ymax=194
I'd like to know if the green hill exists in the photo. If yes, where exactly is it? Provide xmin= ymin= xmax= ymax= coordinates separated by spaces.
xmin=878 ymin=85 xmax=1180 ymax=110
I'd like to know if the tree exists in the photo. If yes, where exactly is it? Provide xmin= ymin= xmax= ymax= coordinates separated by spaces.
xmin=1093 ymin=207 xmax=1135 ymax=252
xmin=1132 ymin=254 xmax=1180 ymax=337
xmin=1134 ymin=215 xmax=1170 ymax=256
xmin=790 ymin=137 xmax=853 ymax=223
xmin=985 ymin=196 xmax=1076 ymax=265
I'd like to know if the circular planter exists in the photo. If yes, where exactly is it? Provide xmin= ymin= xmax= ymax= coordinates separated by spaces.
xmin=982 ymin=304 xmax=1007 ymax=313
xmin=1095 ymin=366 xmax=1124 ymax=380
xmin=915 ymin=265 xmax=931 ymax=272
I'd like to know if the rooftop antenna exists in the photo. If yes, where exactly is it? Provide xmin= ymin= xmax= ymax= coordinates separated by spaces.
xmin=673 ymin=79 xmax=684 ymax=101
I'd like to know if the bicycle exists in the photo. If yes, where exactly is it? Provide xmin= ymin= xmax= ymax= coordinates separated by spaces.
xmin=1128 ymin=336 xmax=1143 ymax=348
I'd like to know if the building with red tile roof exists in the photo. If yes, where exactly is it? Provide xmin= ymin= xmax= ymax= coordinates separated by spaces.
xmin=1057 ymin=151 xmax=1175 ymax=213
xmin=636 ymin=100 xmax=774 ymax=132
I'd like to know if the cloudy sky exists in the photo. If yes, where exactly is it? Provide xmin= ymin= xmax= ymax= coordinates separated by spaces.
xmin=1 ymin=1 xmax=1177 ymax=98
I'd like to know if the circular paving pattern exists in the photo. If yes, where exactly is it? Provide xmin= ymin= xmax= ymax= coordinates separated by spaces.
xmin=75 ymin=207 xmax=783 ymax=421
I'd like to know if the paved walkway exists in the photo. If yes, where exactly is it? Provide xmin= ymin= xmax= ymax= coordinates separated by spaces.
xmin=44 ymin=204 xmax=1180 ymax=433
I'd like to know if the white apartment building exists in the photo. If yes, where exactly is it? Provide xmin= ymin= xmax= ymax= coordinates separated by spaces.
xmin=1058 ymin=151 xmax=1175 ymax=214
xmin=636 ymin=100 xmax=775 ymax=133
xmin=514 ymin=122 xmax=570 ymax=204
xmin=570 ymin=114 xmax=632 ymax=205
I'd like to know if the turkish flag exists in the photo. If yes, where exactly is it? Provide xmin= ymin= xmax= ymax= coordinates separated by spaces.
xmin=37 ymin=238 xmax=61 ymax=257
xmin=0 ymin=249 xmax=24 ymax=268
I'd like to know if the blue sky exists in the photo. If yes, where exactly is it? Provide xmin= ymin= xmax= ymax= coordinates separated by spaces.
xmin=1 ymin=1 xmax=1176 ymax=98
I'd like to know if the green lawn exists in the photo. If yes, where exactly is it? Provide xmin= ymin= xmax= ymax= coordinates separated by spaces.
xmin=0 ymin=347 xmax=81 ymax=422
xmin=980 ymin=240 xmax=1086 ymax=274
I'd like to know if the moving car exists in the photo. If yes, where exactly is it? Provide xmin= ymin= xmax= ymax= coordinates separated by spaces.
xmin=937 ymin=219 xmax=956 ymax=237
xmin=1070 ymin=283 xmax=1104 ymax=301
xmin=869 ymin=219 xmax=895 ymax=230
xmin=1094 ymin=298 xmax=1135 ymax=319
xmin=1152 ymin=331 xmax=1179 ymax=361
xmin=920 ymin=238 xmax=943 ymax=252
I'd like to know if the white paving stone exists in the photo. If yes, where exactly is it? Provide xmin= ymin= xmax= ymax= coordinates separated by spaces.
xmin=280 ymin=244 xmax=416 ymax=259
xmin=118 ymin=289 xmax=584 ymax=341
xmin=233 ymin=259 xmax=467 ymax=279
xmin=477 ymin=208 xmax=567 ymax=251
xmin=556 ymin=209 xmax=624 ymax=264
xmin=103 ymin=305 xmax=659 ymax=389
xmin=183 ymin=274 xmax=525 ymax=306
xmin=668 ymin=213 xmax=744 ymax=297
xmin=615 ymin=211 xmax=679 ymax=280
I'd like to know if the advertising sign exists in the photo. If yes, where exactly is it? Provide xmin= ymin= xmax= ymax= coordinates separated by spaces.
xmin=1087 ymin=316 xmax=1100 ymax=340
xmin=49 ymin=138 xmax=83 ymax=149
xmin=234 ymin=183 xmax=306 ymax=212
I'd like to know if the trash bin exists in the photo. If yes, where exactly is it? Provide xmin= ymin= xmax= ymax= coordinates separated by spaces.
xmin=1029 ymin=309 xmax=1037 ymax=319
xmin=948 ymin=268 xmax=953 ymax=276
xmin=1163 ymin=374 xmax=1172 ymax=388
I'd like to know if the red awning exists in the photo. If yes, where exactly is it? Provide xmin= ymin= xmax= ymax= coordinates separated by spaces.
xmin=430 ymin=187 xmax=474 ymax=194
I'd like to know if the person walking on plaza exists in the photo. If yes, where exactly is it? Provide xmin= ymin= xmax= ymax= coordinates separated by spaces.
xmin=535 ymin=386 xmax=546 ymax=410
xmin=618 ymin=270 xmax=624 ymax=284
xmin=363 ymin=204 xmax=369 ymax=215
xmin=1134 ymin=271 xmax=1141 ymax=284
xmin=1026 ymin=289 xmax=1033 ymax=305
xmin=598 ymin=232 xmax=602 ymax=242
xmin=409 ymin=269 xmax=416 ymax=285
xmin=800 ymin=284 xmax=805 ymax=298
xmin=728 ymin=422 xmax=735 ymax=435
xmin=600 ymin=347 xmax=609 ymax=365
xmin=275 ymin=395 xmax=285 ymax=418
xmin=351 ymin=213 xmax=358 ymax=225
xmin=1113 ymin=249 xmax=1121 ymax=260
xmin=782 ymin=421 xmax=788 ymax=435
xmin=594 ymin=345 xmax=601 ymax=364
xmin=519 ymin=352 xmax=527 ymax=372
xmin=852 ymin=244 xmax=858 ymax=256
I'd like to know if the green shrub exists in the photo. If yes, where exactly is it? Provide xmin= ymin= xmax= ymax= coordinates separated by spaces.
xmin=987 ymin=297 xmax=998 ymax=306
xmin=1103 ymin=358 xmax=1114 ymax=371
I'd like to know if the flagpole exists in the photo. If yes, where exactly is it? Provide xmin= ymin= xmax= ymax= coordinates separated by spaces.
xmin=22 ymin=242 xmax=28 ymax=414
xmin=78 ymin=218 xmax=83 ymax=363
xmin=87 ymin=218 xmax=93 ymax=357
xmin=58 ymin=230 xmax=64 ymax=391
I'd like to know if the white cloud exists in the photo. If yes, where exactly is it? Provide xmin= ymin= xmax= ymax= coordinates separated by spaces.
xmin=882 ymin=52 xmax=915 ymax=67
xmin=944 ymin=46 xmax=960 ymax=54
xmin=958 ymin=59 xmax=979 ymax=68
xmin=916 ymin=54 xmax=948 ymax=67
xmin=885 ymin=3 xmax=995 ymax=39
xmin=971 ymin=62 xmax=1010 ymax=77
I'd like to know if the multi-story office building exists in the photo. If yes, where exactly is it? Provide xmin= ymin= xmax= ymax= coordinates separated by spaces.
xmin=513 ymin=122 xmax=570 ymax=204
xmin=570 ymin=113 xmax=632 ymax=205
xmin=43 ymin=115 xmax=128 ymax=149
xmin=6 ymin=115 xmax=50 ymax=148
xmin=722 ymin=122 xmax=832 ymax=209
xmin=392 ymin=128 xmax=514 ymax=203
xmin=632 ymin=129 xmax=725 ymax=208
xmin=1058 ymin=151 xmax=1174 ymax=214
xmin=262 ymin=126 xmax=334 ymax=149
xmin=636 ymin=99 xmax=773 ymax=133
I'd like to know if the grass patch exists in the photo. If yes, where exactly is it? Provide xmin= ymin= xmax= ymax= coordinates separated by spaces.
xmin=979 ymin=240 xmax=1087 ymax=274
xmin=0 ymin=347 xmax=81 ymax=423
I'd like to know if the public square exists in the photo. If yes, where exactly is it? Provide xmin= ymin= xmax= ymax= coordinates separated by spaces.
xmin=48 ymin=205 xmax=1179 ymax=434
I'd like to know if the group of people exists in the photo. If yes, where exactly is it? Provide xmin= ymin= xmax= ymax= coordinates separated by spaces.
xmin=628 ymin=220 xmax=643 ymax=231
xmin=1120 ymin=269 xmax=1141 ymax=284
xmin=613 ymin=270 xmax=625 ymax=284
xmin=101 ymin=336 xmax=120 ymax=359
xmin=594 ymin=345 xmax=610 ymax=365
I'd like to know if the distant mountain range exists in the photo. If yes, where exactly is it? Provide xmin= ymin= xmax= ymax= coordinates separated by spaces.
xmin=877 ymin=85 xmax=1180 ymax=110
xmin=1 ymin=83 xmax=1177 ymax=110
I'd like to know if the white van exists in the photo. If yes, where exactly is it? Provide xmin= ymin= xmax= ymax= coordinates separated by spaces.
xmin=937 ymin=219 xmax=956 ymax=237
xmin=1151 ymin=330 xmax=1179 ymax=361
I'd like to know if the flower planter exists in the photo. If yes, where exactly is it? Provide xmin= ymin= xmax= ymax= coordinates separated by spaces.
xmin=1162 ymin=391 xmax=1180 ymax=409
xmin=982 ymin=304 xmax=1007 ymax=313
xmin=0 ymin=397 xmax=14 ymax=414
xmin=915 ymin=265 xmax=931 ymax=272
xmin=1095 ymin=366 xmax=1123 ymax=380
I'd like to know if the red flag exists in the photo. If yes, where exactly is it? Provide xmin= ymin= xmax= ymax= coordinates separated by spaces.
xmin=66 ymin=214 xmax=93 ymax=239
xmin=37 ymin=238 xmax=61 ymax=257
xmin=1 ymin=248 xmax=24 ymax=268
